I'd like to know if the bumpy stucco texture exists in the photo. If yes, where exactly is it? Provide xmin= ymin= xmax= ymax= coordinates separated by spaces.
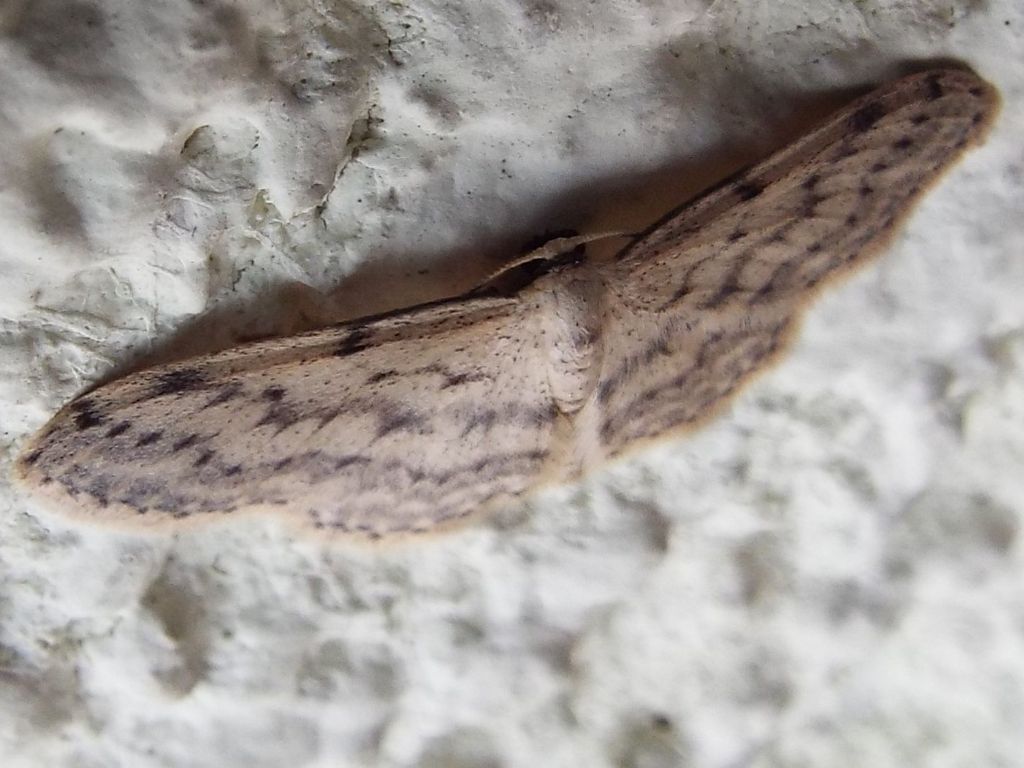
xmin=1 ymin=2 xmax=1022 ymax=766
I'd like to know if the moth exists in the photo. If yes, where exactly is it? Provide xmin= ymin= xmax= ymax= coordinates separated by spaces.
xmin=15 ymin=67 xmax=998 ymax=538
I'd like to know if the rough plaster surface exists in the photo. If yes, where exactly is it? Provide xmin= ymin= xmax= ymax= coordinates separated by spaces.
xmin=1 ymin=1 xmax=1022 ymax=766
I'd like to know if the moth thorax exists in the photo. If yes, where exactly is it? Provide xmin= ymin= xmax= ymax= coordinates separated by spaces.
xmin=534 ymin=269 xmax=604 ymax=415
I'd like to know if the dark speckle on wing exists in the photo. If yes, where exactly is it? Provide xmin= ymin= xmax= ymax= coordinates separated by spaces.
xmin=70 ymin=398 xmax=105 ymax=431
xmin=105 ymin=421 xmax=132 ymax=438
xmin=377 ymin=403 xmax=428 ymax=437
xmin=150 ymin=368 xmax=206 ymax=397
xmin=735 ymin=182 xmax=764 ymax=201
xmin=135 ymin=430 xmax=163 ymax=447
xmin=334 ymin=326 xmax=371 ymax=357
xmin=202 ymin=381 xmax=243 ymax=410
xmin=849 ymin=101 xmax=886 ymax=133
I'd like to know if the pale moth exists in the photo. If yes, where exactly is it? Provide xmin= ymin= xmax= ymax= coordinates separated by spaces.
xmin=16 ymin=68 xmax=998 ymax=539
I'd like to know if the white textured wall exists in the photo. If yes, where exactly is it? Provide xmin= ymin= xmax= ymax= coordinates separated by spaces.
xmin=1 ymin=2 xmax=1022 ymax=766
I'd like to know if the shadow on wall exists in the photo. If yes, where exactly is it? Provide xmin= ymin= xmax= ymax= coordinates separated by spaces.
xmin=95 ymin=58 xmax=966 ymax=386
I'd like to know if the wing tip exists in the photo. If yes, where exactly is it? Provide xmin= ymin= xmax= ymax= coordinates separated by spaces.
xmin=898 ymin=65 xmax=1001 ymax=135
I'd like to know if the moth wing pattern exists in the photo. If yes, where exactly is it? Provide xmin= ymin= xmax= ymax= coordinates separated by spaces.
xmin=16 ymin=294 xmax=574 ymax=537
xmin=14 ymin=67 xmax=999 ymax=538
xmin=589 ymin=68 xmax=998 ymax=457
